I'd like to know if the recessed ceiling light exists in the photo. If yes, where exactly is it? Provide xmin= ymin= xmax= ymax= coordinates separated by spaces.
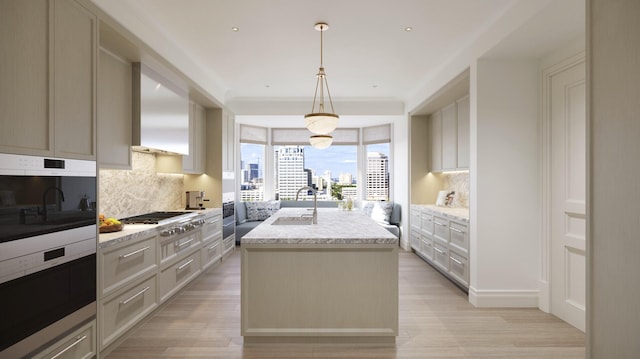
xmin=372 ymin=85 xmax=378 ymax=88
xmin=405 ymin=26 xmax=413 ymax=32
xmin=265 ymin=85 xmax=270 ymax=88
xmin=231 ymin=27 xmax=239 ymax=32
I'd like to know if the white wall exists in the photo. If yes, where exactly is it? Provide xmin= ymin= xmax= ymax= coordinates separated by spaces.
xmin=469 ymin=58 xmax=541 ymax=307
xmin=393 ymin=115 xmax=410 ymax=249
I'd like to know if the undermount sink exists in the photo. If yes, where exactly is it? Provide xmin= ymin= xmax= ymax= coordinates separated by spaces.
xmin=271 ymin=216 xmax=314 ymax=225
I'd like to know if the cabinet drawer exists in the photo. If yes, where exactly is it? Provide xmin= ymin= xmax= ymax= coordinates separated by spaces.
xmin=101 ymin=276 xmax=157 ymax=349
xmin=410 ymin=209 xmax=421 ymax=230
xmin=159 ymin=231 xmax=200 ymax=265
xmin=100 ymin=235 xmax=157 ymax=296
xmin=433 ymin=241 xmax=449 ymax=270
xmin=159 ymin=251 xmax=201 ymax=302
xmin=420 ymin=235 xmax=434 ymax=261
xmin=222 ymin=235 xmax=235 ymax=258
xmin=433 ymin=216 xmax=449 ymax=242
xmin=448 ymin=249 xmax=468 ymax=287
xmin=201 ymin=214 xmax=222 ymax=240
xmin=421 ymin=212 xmax=434 ymax=235
xmin=201 ymin=239 xmax=222 ymax=270
xmin=33 ymin=319 xmax=96 ymax=359
xmin=449 ymin=221 xmax=468 ymax=252
xmin=410 ymin=230 xmax=421 ymax=251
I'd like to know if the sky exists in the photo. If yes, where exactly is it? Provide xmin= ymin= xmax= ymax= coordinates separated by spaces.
xmin=241 ymin=143 xmax=389 ymax=178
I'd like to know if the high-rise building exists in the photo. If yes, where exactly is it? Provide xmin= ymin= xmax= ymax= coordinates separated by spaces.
xmin=277 ymin=146 xmax=309 ymax=200
xmin=338 ymin=173 xmax=353 ymax=185
xmin=367 ymin=152 xmax=389 ymax=200
xmin=249 ymin=163 xmax=259 ymax=181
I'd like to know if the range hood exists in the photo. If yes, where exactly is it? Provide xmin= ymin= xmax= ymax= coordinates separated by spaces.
xmin=132 ymin=62 xmax=189 ymax=155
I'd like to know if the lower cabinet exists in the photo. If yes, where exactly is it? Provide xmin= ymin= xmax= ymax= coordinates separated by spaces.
xmin=410 ymin=205 xmax=469 ymax=290
xmin=159 ymin=249 xmax=201 ymax=303
xmin=32 ymin=320 xmax=96 ymax=359
xmin=98 ymin=212 xmax=223 ymax=354
xmin=100 ymin=275 xmax=158 ymax=349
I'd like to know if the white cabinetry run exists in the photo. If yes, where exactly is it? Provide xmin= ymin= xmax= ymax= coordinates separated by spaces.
xmin=429 ymin=95 xmax=470 ymax=172
xmin=97 ymin=210 xmax=223 ymax=355
xmin=410 ymin=205 xmax=469 ymax=289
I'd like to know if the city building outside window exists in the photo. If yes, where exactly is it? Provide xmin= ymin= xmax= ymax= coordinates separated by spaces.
xmin=240 ymin=143 xmax=265 ymax=201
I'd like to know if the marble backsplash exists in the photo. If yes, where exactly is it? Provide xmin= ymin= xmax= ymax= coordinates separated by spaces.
xmin=99 ymin=151 xmax=184 ymax=219
xmin=442 ymin=172 xmax=469 ymax=208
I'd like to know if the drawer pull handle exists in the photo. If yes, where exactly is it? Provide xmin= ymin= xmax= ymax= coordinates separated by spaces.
xmin=208 ymin=243 xmax=220 ymax=251
xmin=434 ymin=247 xmax=446 ymax=255
xmin=434 ymin=221 xmax=446 ymax=226
xmin=450 ymin=227 xmax=465 ymax=233
xmin=450 ymin=256 xmax=464 ymax=266
xmin=50 ymin=335 xmax=88 ymax=359
xmin=175 ymin=238 xmax=195 ymax=249
xmin=120 ymin=286 xmax=150 ymax=306
xmin=119 ymin=246 xmax=150 ymax=259
xmin=176 ymin=259 xmax=194 ymax=271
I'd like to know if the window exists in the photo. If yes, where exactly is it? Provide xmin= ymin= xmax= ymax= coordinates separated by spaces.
xmin=237 ymin=123 xmax=392 ymax=203
xmin=363 ymin=125 xmax=391 ymax=201
xmin=273 ymin=145 xmax=357 ymax=201
xmin=239 ymin=125 xmax=268 ymax=202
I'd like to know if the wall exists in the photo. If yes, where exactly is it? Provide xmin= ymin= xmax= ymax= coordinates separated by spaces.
xmin=469 ymin=58 xmax=541 ymax=307
xmin=99 ymin=151 xmax=183 ymax=218
xmin=588 ymin=0 xmax=640 ymax=357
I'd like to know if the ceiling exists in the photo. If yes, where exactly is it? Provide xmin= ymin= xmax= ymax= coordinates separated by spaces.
xmin=90 ymin=0 xmax=584 ymax=117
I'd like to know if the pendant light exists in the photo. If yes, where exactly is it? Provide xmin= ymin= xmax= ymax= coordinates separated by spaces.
xmin=305 ymin=23 xmax=339 ymax=136
xmin=309 ymin=134 xmax=333 ymax=149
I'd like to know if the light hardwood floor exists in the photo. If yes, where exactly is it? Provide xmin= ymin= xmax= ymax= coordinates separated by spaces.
xmin=104 ymin=249 xmax=585 ymax=359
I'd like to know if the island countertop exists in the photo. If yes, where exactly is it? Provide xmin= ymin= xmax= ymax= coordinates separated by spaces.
xmin=241 ymin=207 xmax=398 ymax=245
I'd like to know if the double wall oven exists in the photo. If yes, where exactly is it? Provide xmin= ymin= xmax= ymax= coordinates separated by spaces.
xmin=0 ymin=153 xmax=97 ymax=358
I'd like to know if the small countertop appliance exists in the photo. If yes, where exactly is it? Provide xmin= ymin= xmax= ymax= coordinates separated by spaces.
xmin=186 ymin=191 xmax=206 ymax=210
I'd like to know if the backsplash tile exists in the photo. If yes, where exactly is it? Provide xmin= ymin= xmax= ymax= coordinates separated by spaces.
xmin=442 ymin=172 xmax=469 ymax=208
xmin=99 ymin=151 xmax=184 ymax=218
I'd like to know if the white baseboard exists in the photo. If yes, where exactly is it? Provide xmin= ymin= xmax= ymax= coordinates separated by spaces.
xmin=400 ymin=238 xmax=410 ymax=251
xmin=468 ymin=287 xmax=539 ymax=308
xmin=538 ymin=280 xmax=550 ymax=312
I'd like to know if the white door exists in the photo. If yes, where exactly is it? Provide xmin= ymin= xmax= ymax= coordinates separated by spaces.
xmin=550 ymin=60 xmax=586 ymax=331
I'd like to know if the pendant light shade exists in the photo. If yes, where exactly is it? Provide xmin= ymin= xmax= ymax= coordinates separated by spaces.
xmin=305 ymin=23 xmax=339 ymax=136
xmin=309 ymin=134 xmax=333 ymax=149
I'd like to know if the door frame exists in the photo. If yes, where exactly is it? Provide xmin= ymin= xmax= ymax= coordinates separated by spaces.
xmin=539 ymin=52 xmax=585 ymax=313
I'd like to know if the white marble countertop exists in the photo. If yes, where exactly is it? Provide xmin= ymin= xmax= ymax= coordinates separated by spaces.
xmin=98 ymin=208 xmax=221 ymax=248
xmin=242 ymin=208 xmax=398 ymax=245
xmin=412 ymin=204 xmax=469 ymax=222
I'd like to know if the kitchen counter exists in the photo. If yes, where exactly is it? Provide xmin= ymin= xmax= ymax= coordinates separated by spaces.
xmin=98 ymin=208 xmax=221 ymax=248
xmin=242 ymin=207 xmax=398 ymax=245
xmin=412 ymin=204 xmax=469 ymax=222
xmin=241 ymin=207 xmax=398 ymax=344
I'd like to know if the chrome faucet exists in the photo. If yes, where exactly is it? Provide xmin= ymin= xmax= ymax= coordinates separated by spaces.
xmin=42 ymin=186 xmax=65 ymax=222
xmin=295 ymin=186 xmax=317 ymax=224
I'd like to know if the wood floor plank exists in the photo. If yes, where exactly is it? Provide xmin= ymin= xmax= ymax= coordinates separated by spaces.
xmin=104 ymin=250 xmax=585 ymax=359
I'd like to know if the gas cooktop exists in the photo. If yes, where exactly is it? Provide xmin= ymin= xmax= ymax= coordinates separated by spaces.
xmin=120 ymin=211 xmax=192 ymax=224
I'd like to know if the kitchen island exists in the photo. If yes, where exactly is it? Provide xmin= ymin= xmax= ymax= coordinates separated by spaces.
xmin=241 ymin=207 xmax=399 ymax=344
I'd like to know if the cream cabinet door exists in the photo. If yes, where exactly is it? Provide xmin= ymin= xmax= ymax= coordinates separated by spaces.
xmin=456 ymin=95 xmax=470 ymax=169
xmin=430 ymin=111 xmax=442 ymax=172
xmin=98 ymin=48 xmax=132 ymax=169
xmin=53 ymin=0 xmax=96 ymax=160
xmin=0 ymin=0 xmax=51 ymax=156
xmin=441 ymin=103 xmax=457 ymax=170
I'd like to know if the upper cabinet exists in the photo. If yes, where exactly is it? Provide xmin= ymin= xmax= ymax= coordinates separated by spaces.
xmin=456 ymin=95 xmax=470 ymax=169
xmin=182 ymin=101 xmax=206 ymax=174
xmin=0 ymin=0 xmax=97 ymax=160
xmin=429 ymin=95 xmax=469 ymax=172
xmin=98 ymin=48 xmax=132 ymax=169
